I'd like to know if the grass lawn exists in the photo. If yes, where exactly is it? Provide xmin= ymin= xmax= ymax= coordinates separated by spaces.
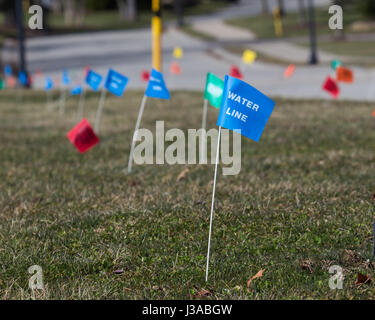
xmin=294 ymin=39 xmax=375 ymax=67
xmin=1 ymin=90 xmax=375 ymax=299
xmin=225 ymin=6 xmax=363 ymax=39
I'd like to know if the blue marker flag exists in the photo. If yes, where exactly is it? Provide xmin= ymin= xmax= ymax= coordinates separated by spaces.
xmin=19 ymin=71 xmax=28 ymax=86
xmin=145 ymin=69 xmax=170 ymax=100
xmin=104 ymin=69 xmax=128 ymax=97
xmin=62 ymin=70 xmax=70 ymax=85
xmin=4 ymin=65 xmax=12 ymax=76
xmin=217 ymin=75 xmax=275 ymax=142
xmin=85 ymin=70 xmax=102 ymax=91
xmin=45 ymin=77 xmax=53 ymax=91
xmin=71 ymin=85 xmax=83 ymax=95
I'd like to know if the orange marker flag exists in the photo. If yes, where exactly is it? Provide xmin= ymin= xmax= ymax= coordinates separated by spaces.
xmin=284 ymin=64 xmax=296 ymax=78
xmin=170 ymin=61 xmax=182 ymax=75
xmin=372 ymin=109 xmax=375 ymax=117
xmin=336 ymin=66 xmax=353 ymax=83
xmin=6 ymin=76 xmax=16 ymax=88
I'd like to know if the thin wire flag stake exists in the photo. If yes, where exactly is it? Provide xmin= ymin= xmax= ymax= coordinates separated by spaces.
xmin=94 ymin=87 xmax=107 ymax=134
xmin=201 ymin=98 xmax=208 ymax=157
xmin=127 ymin=95 xmax=148 ymax=174
xmin=59 ymin=85 xmax=67 ymax=115
xmin=46 ymin=90 xmax=52 ymax=110
xmin=77 ymin=86 xmax=86 ymax=121
xmin=205 ymin=125 xmax=222 ymax=282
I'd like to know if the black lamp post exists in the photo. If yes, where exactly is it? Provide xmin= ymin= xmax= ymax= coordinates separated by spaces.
xmin=15 ymin=0 xmax=28 ymax=87
xmin=175 ymin=0 xmax=184 ymax=27
xmin=307 ymin=0 xmax=318 ymax=65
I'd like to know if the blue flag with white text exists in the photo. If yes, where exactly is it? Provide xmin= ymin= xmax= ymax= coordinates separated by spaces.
xmin=71 ymin=85 xmax=83 ymax=95
xmin=145 ymin=69 xmax=170 ymax=100
xmin=104 ymin=69 xmax=128 ymax=97
xmin=217 ymin=75 xmax=275 ymax=142
xmin=85 ymin=70 xmax=102 ymax=91
xmin=45 ymin=77 xmax=53 ymax=91
xmin=19 ymin=71 xmax=28 ymax=85
xmin=62 ymin=70 xmax=70 ymax=85
xmin=4 ymin=65 xmax=12 ymax=76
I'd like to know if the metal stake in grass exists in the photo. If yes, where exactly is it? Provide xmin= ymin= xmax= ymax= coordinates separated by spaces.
xmin=77 ymin=86 xmax=86 ymax=121
xmin=201 ymin=98 xmax=208 ymax=158
xmin=94 ymin=87 xmax=107 ymax=134
xmin=127 ymin=95 xmax=148 ymax=174
xmin=59 ymin=85 xmax=67 ymax=115
xmin=205 ymin=125 xmax=221 ymax=282
xmin=46 ymin=89 xmax=52 ymax=111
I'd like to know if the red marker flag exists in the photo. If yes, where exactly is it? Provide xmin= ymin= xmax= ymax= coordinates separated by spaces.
xmin=84 ymin=65 xmax=90 ymax=76
xmin=322 ymin=76 xmax=340 ymax=99
xmin=336 ymin=66 xmax=353 ymax=83
xmin=141 ymin=70 xmax=150 ymax=82
xmin=170 ymin=61 xmax=182 ymax=75
xmin=67 ymin=118 xmax=99 ymax=153
xmin=229 ymin=65 xmax=243 ymax=80
xmin=284 ymin=64 xmax=296 ymax=78
xmin=372 ymin=109 xmax=375 ymax=117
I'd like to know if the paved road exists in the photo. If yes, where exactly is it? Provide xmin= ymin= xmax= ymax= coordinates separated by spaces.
xmin=7 ymin=0 xmax=375 ymax=101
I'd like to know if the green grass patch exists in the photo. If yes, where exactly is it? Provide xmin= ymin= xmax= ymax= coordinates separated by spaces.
xmin=225 ymin=6 xmax=363 ymax=39
xmin=294 ymin=39 xmax=375 ymax=67
xmin=1 ymin=90 xmax=375 ymax=299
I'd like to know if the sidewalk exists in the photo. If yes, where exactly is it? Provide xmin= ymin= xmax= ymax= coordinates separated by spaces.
xmin=190 ymin=18 xmax=347 ymax=64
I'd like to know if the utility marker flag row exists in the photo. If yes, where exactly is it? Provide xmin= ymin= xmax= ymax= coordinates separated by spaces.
xmin=94 ymin=69 xmax=128 ymax=133
xmin=205 ymin=75 xmax=275 ymax=281
xmin=128 ymin=68 xmax=170 ymax=173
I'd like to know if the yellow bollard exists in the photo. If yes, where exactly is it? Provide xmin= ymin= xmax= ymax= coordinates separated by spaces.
xmin=273 ymin=6 xmax=283 ymax=37
xmin=152 ymin=0 xmax=162 ymax=72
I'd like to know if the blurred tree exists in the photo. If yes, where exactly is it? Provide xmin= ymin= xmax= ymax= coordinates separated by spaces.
xmin=358 ymin=0 xmax=375 ymax=18
xmin=116 ymin=0 xmax=137 ymax=21
xmin=298 ymin=0 xmax=306 ymax=26
xmin=277 ymin=0 xmax=285 ymax=16
xmin=260 ymin=0 xmax=269 ymax=15
xmin=0 ymin=0 xmax=16 ymax=26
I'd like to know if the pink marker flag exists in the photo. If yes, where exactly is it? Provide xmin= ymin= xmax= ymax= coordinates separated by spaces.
xmin=322 ymin=76 xmax=340 ymax=99
xmin=67 ymin=118 xmax=99 ymax=153
xmin=284 ymin=64 xmax=296 ymax=78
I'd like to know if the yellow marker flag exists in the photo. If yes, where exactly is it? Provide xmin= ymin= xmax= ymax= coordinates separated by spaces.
xmin=242 ymin=49 xmax=257 ymax=65
xmin=173 ymin=46 xmax=183 ymax=59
